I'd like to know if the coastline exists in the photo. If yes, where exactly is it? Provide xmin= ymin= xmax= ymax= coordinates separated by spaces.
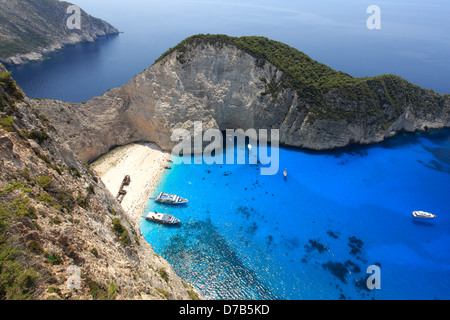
xmin=1 ymin=33 xmax=120 ymax=66
xmin=90 ymin=142 xmax=170 ymax=225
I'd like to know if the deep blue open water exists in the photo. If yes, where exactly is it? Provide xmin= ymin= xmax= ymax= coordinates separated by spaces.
xmin=141 ymin=130 xmax=450 ymax=300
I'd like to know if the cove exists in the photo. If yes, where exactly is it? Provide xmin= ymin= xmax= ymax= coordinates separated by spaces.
xmin=140 ymin=129 xmax=450 ymax=300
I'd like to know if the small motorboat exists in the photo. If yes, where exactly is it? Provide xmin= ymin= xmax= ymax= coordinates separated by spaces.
xmin=412 ymin=211 xmax=436 ymax=219
xmin=248 ymin=144 xmax=252 ymax=150
xmin=145 ymin=211 xmax=180 ymax=224
xmin=283 ymin=169 xmax=287 ymax=177
xmin=155 ymin=192 xmax=188 ymax=204
xmin=164 ymin=165 xmax=171 ymax=169
xmin=167 ymin=159 xmax=173 ymax=163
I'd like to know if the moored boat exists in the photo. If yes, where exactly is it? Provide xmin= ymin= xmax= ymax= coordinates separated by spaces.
xmin=145 ymin=211 xmax=180 ymax=224
xmin=412 ymin=211 xmax=436 ymax=218
xmin=155 ymin=192 xmax=188 ymax=204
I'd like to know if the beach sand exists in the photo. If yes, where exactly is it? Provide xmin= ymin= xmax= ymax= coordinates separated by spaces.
xmin=90 ymin=142 xmax=170 ymax=224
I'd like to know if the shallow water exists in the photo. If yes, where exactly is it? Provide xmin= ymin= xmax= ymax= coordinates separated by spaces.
xmin=141 ymin=130 xmax=450 ymax=300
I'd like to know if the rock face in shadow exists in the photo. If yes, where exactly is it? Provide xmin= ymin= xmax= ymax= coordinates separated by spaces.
xmin=33 ymin=35 xmax=450 ymax=163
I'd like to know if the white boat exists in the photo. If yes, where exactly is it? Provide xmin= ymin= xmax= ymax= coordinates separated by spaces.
xmin=145 ymin=211 xmax=180 ymax=224
xmin=283 ymin=169 xmax=287 ymax=177
xmin=412 ymin=211 xmax=436 ymax=219
xmin=155 ymin=192 xmax=188 ymax=204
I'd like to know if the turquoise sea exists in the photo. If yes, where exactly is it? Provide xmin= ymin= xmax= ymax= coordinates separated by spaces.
xmin=5 ymin=0 xmax=449 ymax=300
xmin=141 ymin=130 xmax=450 ymax=300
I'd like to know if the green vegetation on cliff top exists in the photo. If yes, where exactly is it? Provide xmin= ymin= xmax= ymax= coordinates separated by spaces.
xmin=156 ymin=34 xmax=355 ymax=94
xmin=155 ymin=34 xmax=448 ymax=123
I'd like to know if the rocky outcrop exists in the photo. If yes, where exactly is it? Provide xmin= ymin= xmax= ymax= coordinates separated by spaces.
xmin=35 ymin=42 xmax=289 ymax=162
xmin=0 ymin=63 xmax=200 ymax=300
xmin=34 ymin=35 xmax=450 ymax=164
xmin=0 ymin=0 xmax=119 ymax=65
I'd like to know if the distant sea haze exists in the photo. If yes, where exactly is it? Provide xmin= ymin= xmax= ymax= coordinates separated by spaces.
xmin=8 ymin=0 xmax=450 ymax=102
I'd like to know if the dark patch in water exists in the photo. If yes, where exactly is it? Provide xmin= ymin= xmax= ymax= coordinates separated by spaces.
xmin=322 ymin=261 xmax=350 ymax=284
xmin=286 ymin=129 xmax=450 ymax=159
xmin=348 ymin=236 xmax=364 ymax=259
xmin=299 ymin=234 xmax=375 ymax=299
xmin=304 ymin=239 xmax=329 ymax=253
xmin=237 ymin=206 xmax=251 ymax=219
xmin=418 ymin=146 xmax=450 ymax=173
xmin=412 ymin=218 xmax=436 ymax=227
xmin=266 ymin=235 xmax=274 ymax=248
xmin=162 ymin=218 xmax=279 ymax=300
xmin=422 ymin=129 xmax=450 ymax=145
xmin=247 ymin=222 xmax=258 ymax=235
xmin=327 ymin=230 xmax=340 ymax=239
xmin=333 ymin=149 xmax=368 ymax=159
xmin=424 ymin=160 xmax=450 ymax=173
xmin=344 ymin=260 xmax=361 ymax=273
xmin=380 ymin=132 xmax=424 ymax=149
xmin=354 ymin=277 xmax=371 ymax=293
xmin=426 ymin=147 xmax=450 ymax=165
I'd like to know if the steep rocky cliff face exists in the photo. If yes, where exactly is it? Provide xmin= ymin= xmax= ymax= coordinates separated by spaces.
xmin=0 ymin=0 xmax=119 ymax=65
xmin=0 ymin=64 xmax=200 ymax=300
xmin=34 ymin=35 xmax=450 ymax=164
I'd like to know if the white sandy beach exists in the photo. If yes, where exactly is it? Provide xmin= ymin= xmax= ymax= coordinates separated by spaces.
xmin=90 ymin=142 xmax=171 ymax=224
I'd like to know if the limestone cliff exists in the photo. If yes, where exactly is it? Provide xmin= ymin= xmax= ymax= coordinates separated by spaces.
xmin=0 ymin=0 xmax=119 ymax=65
xmin=34 ymin=34 xmax=450 ymax=164
xmin=0 ymin=64 xmax=200 ymax=300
